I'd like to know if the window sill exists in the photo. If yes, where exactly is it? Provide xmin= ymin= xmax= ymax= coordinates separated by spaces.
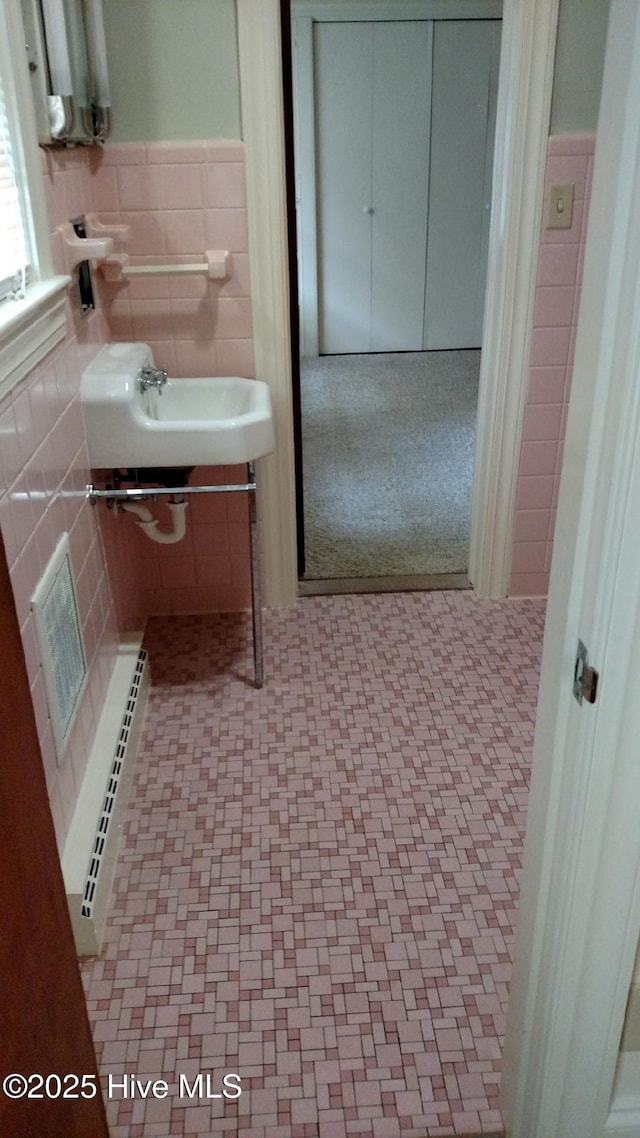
xmin=0 ymin=276 xmax=70 ymax=402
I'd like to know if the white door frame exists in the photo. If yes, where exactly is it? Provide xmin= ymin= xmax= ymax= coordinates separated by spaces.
xmin=501 ymin=3 xmax=640 ymax=1133
xmin=468 ymin=0 xmax=560 ymax=597
xmin=237 ymin=2 xmax=299 ymax=607
xmin=237 ymin=0 xmax=559 ymax=605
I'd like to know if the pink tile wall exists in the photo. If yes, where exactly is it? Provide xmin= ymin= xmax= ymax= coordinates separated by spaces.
xmin=510 ymin=134 xmax=596 ymax=597
xmin=89 ymin=141 xmax=253 ymax=615
xmin=0 ymin=147 xmax=127 ymax=850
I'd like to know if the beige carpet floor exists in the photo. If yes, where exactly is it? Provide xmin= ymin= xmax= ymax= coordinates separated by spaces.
xmin=301 ymin=350 xmax=480 ymax=579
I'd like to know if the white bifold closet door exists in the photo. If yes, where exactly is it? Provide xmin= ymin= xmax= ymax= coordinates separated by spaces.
xmin=314 ymin=19 xmax=500 ymax=355
xmin=424 ymin=19 xmax=500 ymax=349
xmin=315 ymin=21 xmax=430 ymax=354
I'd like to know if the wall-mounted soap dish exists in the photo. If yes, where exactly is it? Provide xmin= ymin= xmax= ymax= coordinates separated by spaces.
xmin=57 ymin=220 xmax=114 ymax=276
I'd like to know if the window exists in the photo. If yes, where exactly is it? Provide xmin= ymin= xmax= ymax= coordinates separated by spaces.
xmin=0 ymin=67 xmax=29 ymax=301
xmin=0 ymin=0 xmax=68 ymax=400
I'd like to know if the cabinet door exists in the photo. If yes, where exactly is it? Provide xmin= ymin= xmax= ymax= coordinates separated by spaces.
xmin=371 ymin=22 xmax=431 ymax=352
xmin=423 ymin=19 xmax=501 ymax=349
xmin=315 ymin=22 xmax=374 ymax=354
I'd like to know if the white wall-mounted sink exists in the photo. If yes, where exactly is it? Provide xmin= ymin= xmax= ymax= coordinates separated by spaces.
xmin=81 ymin=343 xmax=275 ymax=468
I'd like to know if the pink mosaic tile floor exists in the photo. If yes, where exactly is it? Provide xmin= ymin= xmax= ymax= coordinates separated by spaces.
xmin=81 ymin=590 xmax=546 ymax=1138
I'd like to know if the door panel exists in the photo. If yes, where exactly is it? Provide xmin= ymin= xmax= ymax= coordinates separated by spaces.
xmin=315 ymin=22 xmax=374 ymax=354
xmin=0 ymin=529 xmax=109 ymax=1138
xmin=313 ymin=17 xmax=500 ymax=355
xmin=423 ymin=19 xmax=501 ymax=349
xmin=371 ymin=22 xmax=431 ymax=351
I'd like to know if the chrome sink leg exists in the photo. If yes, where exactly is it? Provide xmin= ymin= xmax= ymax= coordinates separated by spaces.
xmin=248 ymin=461 xmax=264 ymax=688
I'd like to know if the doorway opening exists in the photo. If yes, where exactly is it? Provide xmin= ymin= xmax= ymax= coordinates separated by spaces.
xmin=300 ymin=349 xmax=479 ymax=588
xmin=287 ymin=6 xmax=501 ymax=592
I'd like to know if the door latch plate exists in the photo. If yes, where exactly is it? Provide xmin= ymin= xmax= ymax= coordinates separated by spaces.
xmin=573 ymin=639 xmax=599 ymax=705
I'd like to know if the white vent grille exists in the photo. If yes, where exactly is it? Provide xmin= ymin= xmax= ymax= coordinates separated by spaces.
xmin=31 ymin=533 xmax=87 ymax=762
xmin=81 ymin=650 xmax=147 ymax=919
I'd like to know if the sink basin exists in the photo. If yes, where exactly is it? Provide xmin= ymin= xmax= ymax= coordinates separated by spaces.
xmin=81 ymin=342 xmax=275 ymax=468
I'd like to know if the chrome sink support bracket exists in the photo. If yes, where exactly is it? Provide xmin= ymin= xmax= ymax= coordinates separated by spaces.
xmin=87 ymin=466 xmax=265 ymax=689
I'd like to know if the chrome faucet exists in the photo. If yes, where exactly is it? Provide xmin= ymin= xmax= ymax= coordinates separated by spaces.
xmin=137 ymin=364 xmax=168 ymax=394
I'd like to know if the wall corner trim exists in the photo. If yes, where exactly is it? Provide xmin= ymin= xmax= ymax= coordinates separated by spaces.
xmin=238 ymin=0 xmax=298 ymax=608
xmin=469 ymin=0 xmax=560 ymax=598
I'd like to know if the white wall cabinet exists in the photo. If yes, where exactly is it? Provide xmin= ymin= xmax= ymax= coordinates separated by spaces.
xmin=293 ymin=10 xmax=501 ymax=355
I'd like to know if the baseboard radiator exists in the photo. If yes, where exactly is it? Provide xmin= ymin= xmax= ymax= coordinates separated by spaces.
xmin=62 ymin=638 xmax=149 ymax=956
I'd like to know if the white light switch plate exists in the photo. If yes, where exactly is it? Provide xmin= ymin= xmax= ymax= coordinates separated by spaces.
xmin=547 ymin=183 xmax=575 ymax=229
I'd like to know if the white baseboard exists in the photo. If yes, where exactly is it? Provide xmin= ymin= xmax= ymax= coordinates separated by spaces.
xmin=605 ymin=1051 xmax=640 ymax=1138
xmin=604 ymin=1108 xmax=640 ymax=1138
xmin=62 ymin=635 xmax=149 ymax=955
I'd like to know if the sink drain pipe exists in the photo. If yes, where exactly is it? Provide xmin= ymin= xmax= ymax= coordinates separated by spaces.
xmin=120 ymin=497 xmax=188 ymax=545
xmin=86 ymin=463 xmax=264 ymax=688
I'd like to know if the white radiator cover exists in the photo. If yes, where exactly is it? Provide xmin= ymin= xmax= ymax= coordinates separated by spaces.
xmin=62 ymin=636 xmax=149 ymax=955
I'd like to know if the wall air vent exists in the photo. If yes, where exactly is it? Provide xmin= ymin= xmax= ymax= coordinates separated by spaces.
xmin=31 ymin=533 xmax=87 ymax=763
